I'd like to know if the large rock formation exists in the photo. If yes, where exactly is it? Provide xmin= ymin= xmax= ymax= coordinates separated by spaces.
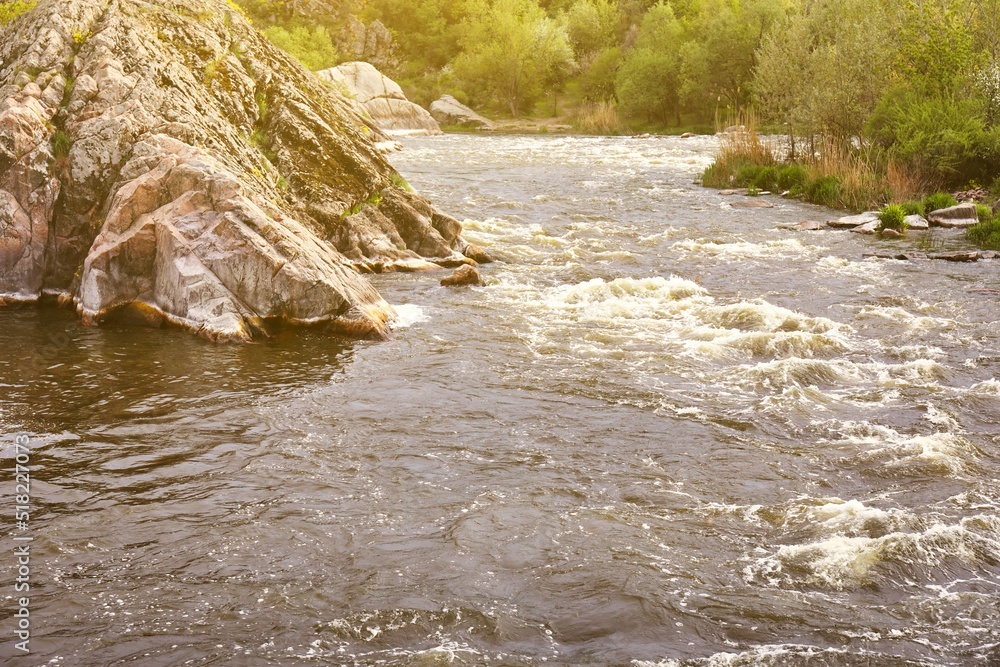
xmin=318 ymin=62 xmax=440 ymax=136
xmin=430 ymin=95 xmax=495 ymax=131
xmin=336 ymin=17 xmax=397 ymax=73
xmin=0 ymin=0 xmax=476 ymax=342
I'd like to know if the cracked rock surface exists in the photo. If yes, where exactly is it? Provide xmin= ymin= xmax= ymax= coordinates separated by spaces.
xmin=0 ymin=0 xmax=472 ymax=341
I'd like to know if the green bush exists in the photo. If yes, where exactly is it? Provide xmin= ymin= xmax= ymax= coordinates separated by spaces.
xmin=777 ymin=164 xmax=808 ymax=191
xmin=877 ymin=204 xmax=908 ymax=232
xmin=966 ymin=218 xmax=1000 ymax=249
xmin=263 ymin=24 xmax=338 ymax=71
xmin=900 ymin=200 xmax=925 ymax=217
xmin=0 ymin=1 xmax=35 ymax=25
xmin=804 ymin=175 xmax=841 ymax=207
xmin=735 ymin=164 xmax=762 ymax=187
xmin=975 ymin=203 xmax=994 ymax=224
xmin=753 ymin=165 xmax=779 ymax=191
xmin=923 ymin=192 xmax=958 ymax=212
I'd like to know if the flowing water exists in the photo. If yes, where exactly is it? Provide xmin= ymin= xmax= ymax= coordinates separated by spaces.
xmin=2 ymin=134 xmax=999 ymax=666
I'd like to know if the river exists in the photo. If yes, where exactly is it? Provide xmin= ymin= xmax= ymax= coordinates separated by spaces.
xmin=1 ymin=134 xmax=998 ymax=666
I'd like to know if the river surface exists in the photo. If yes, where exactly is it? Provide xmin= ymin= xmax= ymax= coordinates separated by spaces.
xmin=2 ymin=135 xmax=999 ymax=666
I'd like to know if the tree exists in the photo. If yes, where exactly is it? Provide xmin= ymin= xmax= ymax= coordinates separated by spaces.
xmin=454 ymin=0 xmax=575 ymax=116
xmin=615 ymin=2 xmax=683 ymax=124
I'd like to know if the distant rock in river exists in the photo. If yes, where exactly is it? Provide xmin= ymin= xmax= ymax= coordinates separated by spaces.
xmin=430 ymin=95 xmax=495 ymax=131
xmin=318 ymin=62 xmax=441 ymax=136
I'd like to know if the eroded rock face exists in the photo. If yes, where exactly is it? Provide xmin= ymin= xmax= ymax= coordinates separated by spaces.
xmin=318 ymin=62 xmax=441 ymax=136
xmin=0 ymin=0 xmax=475 ymax=341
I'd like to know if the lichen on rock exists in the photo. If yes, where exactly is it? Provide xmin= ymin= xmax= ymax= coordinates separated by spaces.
xmin=0 ymin=0 xmax=474 ymax=341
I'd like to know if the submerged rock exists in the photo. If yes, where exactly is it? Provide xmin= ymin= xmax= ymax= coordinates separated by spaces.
xmin=440 ymin=264 xmax=482 ymax=286
xmin=928 ymin=202 xmax=979 ymax=228
xmin=318 ymin=62 xmax=441 ymax=136
xmin=430 ymin=95 xmax=495 ymax=131
xmin=732 ymin=199 xmax=774 ymax=209
xmin=0 ymin=0 xmax=478 ymax=341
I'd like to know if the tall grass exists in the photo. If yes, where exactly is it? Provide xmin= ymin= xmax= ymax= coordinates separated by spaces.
xmin=576 ymin=102 xmax=621 ymax=135
xmin=703 ymin=120 xmax=943 ymax=212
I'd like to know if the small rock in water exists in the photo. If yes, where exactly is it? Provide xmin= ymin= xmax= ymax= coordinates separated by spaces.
xmin=928 ymin=202 xmax=979 ymax=228
xmin=850 ymin=220 xmax=880 ymax=234
xmin=880 ymin=228 xmax=903 ymax=238
xmin=680 ymin=132 xmax=696 ymax=138
xmin=928 ymin=251 xmax=979 ymax=262
xmin=778 ymin=220 xmax=824 ymax=231
xmin=464 ymin=244 xmax=494 ymax=264
xmin=732 ymin=200 xmax=774 ymax=209
xmin=719 ymin=189 xmax=738 ymax=196
xmin=828 ymin=212 xmax=878 ymax=228
xmin=904 ymin=214 xmax=929 ymax=230
xmin=441 ymin=265 xmax=483 ymax=286
xmin=863 ymin=252 xmax=911 ymax=260
xmin=979 ymin=251 xmax=999 ymax=260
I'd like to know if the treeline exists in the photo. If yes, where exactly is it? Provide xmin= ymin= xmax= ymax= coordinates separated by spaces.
xmin=238 ymin=0 xmax=1000 ymax=186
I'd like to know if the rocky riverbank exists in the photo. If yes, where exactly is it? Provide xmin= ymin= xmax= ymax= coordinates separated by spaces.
xmin=0 ymin=0 xmax=483 ymax=342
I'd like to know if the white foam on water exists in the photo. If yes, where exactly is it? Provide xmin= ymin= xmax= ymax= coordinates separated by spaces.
xmin=856 ymin=305 xmax=959 ymax=333
xmin=671 ymin=238 xmax=818 ymax=259
xmin=814 ymin=255 xmax=891 ymax=282
xmin=391 ymin=304 xmax=429 ymax=328
xmin=746 ymin=514 xmax=1000 ymax=590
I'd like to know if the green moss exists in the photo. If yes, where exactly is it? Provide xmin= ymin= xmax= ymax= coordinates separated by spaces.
xmin=390 ymin=173 xmax=414 ymax=193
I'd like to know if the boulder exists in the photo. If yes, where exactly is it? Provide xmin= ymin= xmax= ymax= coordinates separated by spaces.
xmin=928 ymin=202 xmax=979 ymax=228
xmin=0 ymin=0 xmax=480 ymax=342
xmin=850 ymin=220 xmax=880 ymax=234
xmin=430 ymin=95 xmax=495 ymax=131
xmin=904 ymin=214 xmax=929 ymax=230
xmin=440 ymin=265 xmax=482 ymax=287
xmin=880 ymin=228 xmax=904 ymax=238
xmin=828 ymin=212 xmax=878 ymax=228
xmin=318 ymin=62 xmax=441 ymax=136
xmin=462 ymin=243 xmax=494 ymax=264
xmin=778 ymin=220 xmax=824 ymax=231
xmin=680 ymin=132 xmax=696 ymax=138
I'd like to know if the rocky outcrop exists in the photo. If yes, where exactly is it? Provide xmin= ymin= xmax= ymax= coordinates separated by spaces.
xmin=337 ymin=16 xmax=397 ymax=72
xmin=928 ymin=202 xmax=979 ymax=228
xmin=430 ymin=95 xmax=495 ymax=131
xmin=0 ymin=0 xmax=476 ymax=342
xmin=318 ymin=62 xmax=440 ymax=136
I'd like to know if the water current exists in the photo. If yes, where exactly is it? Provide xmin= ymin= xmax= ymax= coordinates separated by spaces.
xmin=1 ymin=134 xmax=998 ymax=666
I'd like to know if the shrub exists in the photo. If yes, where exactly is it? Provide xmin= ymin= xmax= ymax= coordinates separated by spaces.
xmin=754 ymin=165 xmax=779 ymax=191
xmin=900 ymin=200 xmax=925 ymax=217
xmin=966 ymin=218 xmax=1000 ymax=249
xmin=975 ymin=203 xmax=994 ymax=225
xmin=805 ymin=176 xmax=841 ymax=207
xmin=877 ymin=204 xmax=908 ymax=232
xmin=262 ymin=24 xmax=338 ymax=71
xmin=923 ymin=192 xmax=958 ymax=213
xmin=777 ymin=164 xmax=808 ymax=191
xmin=735 ymin=164 xmax=762 ymax=187
xmin=0 ymin=1 xmax=35 ymax=25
